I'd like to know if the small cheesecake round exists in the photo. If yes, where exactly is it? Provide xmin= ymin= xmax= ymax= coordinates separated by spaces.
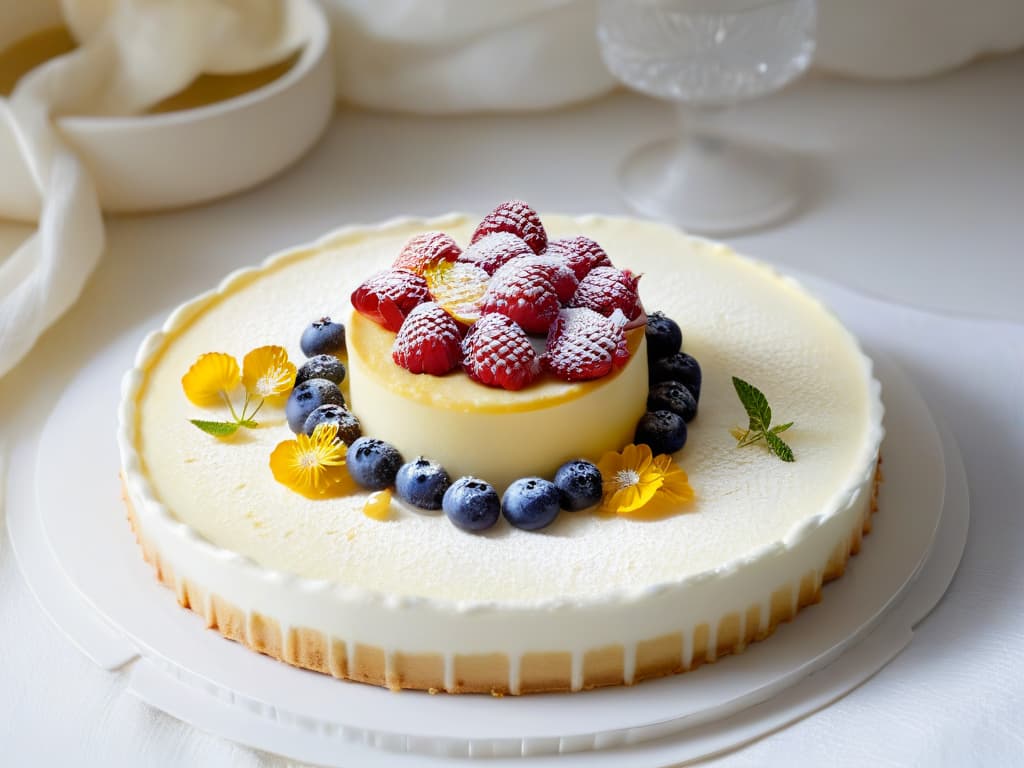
xmin=346 ymin=310 xmax=648 ymax=492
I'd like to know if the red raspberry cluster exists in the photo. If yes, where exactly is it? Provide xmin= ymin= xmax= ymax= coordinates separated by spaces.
xmin=351 ymin=201 xmax=643 ymax=389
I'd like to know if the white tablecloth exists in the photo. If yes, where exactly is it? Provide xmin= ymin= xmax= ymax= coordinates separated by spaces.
xmin=1 ymin=52 xmax=1022 ymax=766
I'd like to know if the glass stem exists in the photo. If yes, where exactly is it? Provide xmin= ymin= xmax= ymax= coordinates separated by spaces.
xmin=677 ymin=103 xmax=730 ymax=149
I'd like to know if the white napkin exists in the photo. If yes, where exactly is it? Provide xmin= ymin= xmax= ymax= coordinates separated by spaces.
xmin=0 ymin=0 xmax=304 ymax=381
xmin=325 ymin=0 xmax=617 ymax=113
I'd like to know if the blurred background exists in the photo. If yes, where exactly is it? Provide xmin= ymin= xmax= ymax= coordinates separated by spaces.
xmin=1 ymin=2 xmax=1022 ymax=766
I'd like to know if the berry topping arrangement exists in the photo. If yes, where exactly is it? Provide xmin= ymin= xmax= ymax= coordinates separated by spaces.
xmin=462 ymin=312 xmax=538 ymax=390
xmin=460 ymin=231 xmax=533 ymax=275
xmin=544 ymin=307 xmax=630 ymax=382
xmin=351 ymin=200 xmax=642 ymax=389
xmin=350 ymin=269 xmax=429 ymax=332
xmin=286 ymin=377 xmax=346 ymax=433
xmin=300 ymin=317 xmax=346 ymax=357
xmin=392 ymin=231 xmax=462 ymax=274
xmin=346 ymin=437 xmax=403 ymax=490
xmin=639 ymin=305 xmax=698 ymax=457
xmin=442 ymin=477 xmax=501 ymax=532
xmin=295 ymin=354 xmax=347 ymax=386
xmin=501 ymin=478 xmax=562 ymax=531
xmin=179 ymin=201 xmax=715 ymax=533
xmin=391 ymin=301 xmax=463 ymax=375
xmin=471 ymin=199 xmax=548 ymax=254
xmin=395 ymin=457 xmax=452 ymax=511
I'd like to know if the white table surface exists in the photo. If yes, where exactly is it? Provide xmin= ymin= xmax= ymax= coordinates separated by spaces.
xmin=1 ymin=51 xmax=1023 ymax=766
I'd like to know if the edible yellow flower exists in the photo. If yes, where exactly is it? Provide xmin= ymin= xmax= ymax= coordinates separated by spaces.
xmin=597 ymin=443 xmax=694 ymax=518
xmin=182 ymin=352 xmax=240 ymax=406
xmin=242 ymin=345 xmax=296 ymax=401
xmin=269 ymin=423 xmax=348 ymax=497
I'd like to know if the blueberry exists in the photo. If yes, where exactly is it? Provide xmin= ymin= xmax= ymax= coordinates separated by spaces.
xmin=286 ymin=378 xmax=345 ymax=433
xmin=647 ymin=380 xmax=698 ymax=423
xmin=442 ymin=477 xmax=501 ymax=531
xmin=635 ymin=410 xmax=688 ymax=455
xmin=649 ymin=352 xmax=701 ymax=399
xmin=395 ymin=457 xmax=451 ymax=510
xmin=345 ymin=437 xmax=403 ymax=490
xmin=300 ymin=317 xmax=346 ymax=358
xmin=645 ymin=311 xmax=683 ymax=360
xmin=502 ymin=478 xmax=561 ymax=531
xmin=295 ymin=354 xmax=346 ymax=386
xmin=302 ymin=404 xmax=362 ymax=445
xmin=553 ymin=459 xmax=603 ymax=511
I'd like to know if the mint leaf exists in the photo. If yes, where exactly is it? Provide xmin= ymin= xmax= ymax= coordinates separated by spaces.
xmin=190 ymin=419 xmax=240 ymax=437
xmin=732 ymin=376 xmax=771 ymax=433
xmin=731 ymin=378 xmax=795 ymax=462
xmin=765 ymin=431 xmax=795 ymax=462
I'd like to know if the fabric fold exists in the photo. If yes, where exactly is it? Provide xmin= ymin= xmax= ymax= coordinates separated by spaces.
xmin=0 ymin=0 xmax=305 ymax=381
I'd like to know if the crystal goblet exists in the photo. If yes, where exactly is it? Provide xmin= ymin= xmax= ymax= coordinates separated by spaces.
xmin=598 ymin=0 xmax=817 ymax=234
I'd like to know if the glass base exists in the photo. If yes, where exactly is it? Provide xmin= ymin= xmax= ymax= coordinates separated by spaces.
xmin=619 ymin=134 xmax=800 ymax=236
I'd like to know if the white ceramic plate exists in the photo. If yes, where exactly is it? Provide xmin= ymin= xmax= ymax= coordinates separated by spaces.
xmin=5 ymin=273 xmax=967 ymax=764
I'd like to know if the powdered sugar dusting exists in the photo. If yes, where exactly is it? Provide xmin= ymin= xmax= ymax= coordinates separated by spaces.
xmin=471 ymin=200 xmax=548 ymax=254
xmin=462 ymin=313 xmax=539 ymax=390
xmin=545 ymin=236 xmax=612 ymax=280
xmin=459 ymin=231 xmax=532 ymax=275
xmin=570 ymin=266 xmax=642 ymax=319
xmin=393 ymin=231 xmax=462 ymax=274
xmin=494 ymin=255 xmax=579 ymax=304
xmin=392 ymin=301 xmax=463 ymax=375
xmin=544 ymin=307 xmax=630 ymax=381
xmin=351 ymin=269 xmax=429 ymax=331
xmin=481 ymin=261 xmax=560 ymax=334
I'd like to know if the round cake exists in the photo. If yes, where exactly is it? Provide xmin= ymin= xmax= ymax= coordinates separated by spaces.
xmin=118 ymin=211 xmax=884 ymax=694
xmin=346 ymin=310 xmax=648 ymax=492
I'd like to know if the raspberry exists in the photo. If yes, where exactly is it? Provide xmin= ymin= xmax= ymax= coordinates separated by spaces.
xmin=569 ymin=266 xmax=641 ymax=320
xmin=391 ymin=302 xmax=463 ymax=375
xmin=503 ymin=256 xmax=579 ymax=304
xmin=545 ymin=236 xmax=612 ymax=280
xmin=392 ymin=231 xmax=462 ymax=275
xmin=480 ymin=260 xmax=560 ymax=334
xmin=543 ymin=307 xmax=630 ymax=382
xmin=459 ymin=232 xmax=532 ymax=275
xmin=462 ymin=313 xmax=539 ymax=391
xmin=351 ymin=269 xmax=429 ymax=332
xmin=471 ymin=200 xmax=547 ymax=255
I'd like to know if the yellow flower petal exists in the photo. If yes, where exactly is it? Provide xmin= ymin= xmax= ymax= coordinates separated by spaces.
xmin=269 ymin=423 xmax=348 ymax=498
xmin=182 ymin=352 xmax=240 ymax=406
xmin=597 ymin=448 xmax=627 ymax=480
xmin=653 ymin=454 xmax=695 ymax=504
xmin=597 ymin=443 xmax=694 ymax=517
xmin=242 ymin=345 xmax=297 ymax=401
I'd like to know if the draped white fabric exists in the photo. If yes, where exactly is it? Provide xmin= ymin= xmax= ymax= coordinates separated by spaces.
xmin=1 ymin=0 xmax=1022 ymax=380
xmin=0 ymin=0 xmax=305 ymax=381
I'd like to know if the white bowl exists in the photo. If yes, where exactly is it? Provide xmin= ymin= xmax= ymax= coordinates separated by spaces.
xmin=0 ymin=0 xmax=334 ymax=222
